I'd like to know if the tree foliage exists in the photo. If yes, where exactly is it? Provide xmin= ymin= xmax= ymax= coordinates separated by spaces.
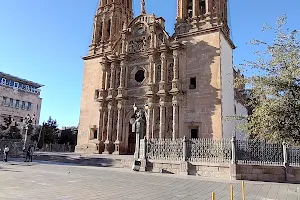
xmin=0 ymin=115 xmax=22 ymax=139
xmin=58 ymin=127 xmax=78 ymax=145
xmin=235 ymin=15 xmax=300 ymax=143
xmin=31 ymin=117 xmax=59 ymax=145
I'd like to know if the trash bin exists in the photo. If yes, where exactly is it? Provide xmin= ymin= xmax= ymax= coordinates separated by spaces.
xmin=132 ymin=159 xmax=141 ymax=171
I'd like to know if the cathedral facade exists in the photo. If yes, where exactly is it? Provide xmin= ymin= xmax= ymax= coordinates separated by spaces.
xmin=76 ymin=0 xmax=248 ymax=154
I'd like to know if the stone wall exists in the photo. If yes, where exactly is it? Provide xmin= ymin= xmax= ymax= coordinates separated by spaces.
xmin=145 ymin=160 xmax=230 ymax=179
xmin=234 ymin=164 xmax=300 ymax=183
xmin=189 ymin=162 xmax=231 ymax=179
xmin=235 ymin=164 xmax=286 ymax=182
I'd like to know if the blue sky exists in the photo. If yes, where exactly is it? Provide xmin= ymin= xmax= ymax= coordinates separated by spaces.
xmin=0 ymin=0 xmax=299 ymax=127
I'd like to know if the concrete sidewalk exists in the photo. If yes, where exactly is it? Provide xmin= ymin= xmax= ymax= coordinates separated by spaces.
xmin=1 ymin=160 xmax=300 ymax=200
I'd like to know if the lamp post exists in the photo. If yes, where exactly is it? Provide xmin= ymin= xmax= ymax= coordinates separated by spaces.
xmin=23 ymin=114 xmax=35 ymax=150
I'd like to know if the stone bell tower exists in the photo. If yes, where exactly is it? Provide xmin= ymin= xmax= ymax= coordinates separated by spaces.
xmin=175 ymin=0 xmax=230 ymax=37
xmin=173 ymin=0 xmax=236 ymax=139
xmin=89 ymin=0 xmax=133 ymax=54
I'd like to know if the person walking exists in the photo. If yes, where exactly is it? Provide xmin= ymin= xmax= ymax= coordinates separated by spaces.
xmin=3 ymin=145 xmax=9 ymax=162
xmin=25 ymin=145 xmax=34 ymax=162
xmin=29 ymin=145 xmax=34 ymax=162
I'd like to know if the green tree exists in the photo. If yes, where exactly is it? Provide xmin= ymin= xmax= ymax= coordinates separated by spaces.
xmin=235 ymin=15 xmax=300 ymax=143
xmin=38 ymin=117 xmax=59 ymax=144
xmin=58 ymin=127 xmax=78 ymax=145
xmin=0 ymin=115 xmax=22 ymax=139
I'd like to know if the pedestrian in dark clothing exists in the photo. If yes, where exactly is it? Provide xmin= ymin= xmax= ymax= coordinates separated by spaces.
xmin=25 ymin=145 xmax=34 ymax=162
xmin=3 ymin=145 xmax=9 ymax=162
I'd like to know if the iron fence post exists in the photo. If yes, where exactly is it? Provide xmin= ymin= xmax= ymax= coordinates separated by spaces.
xmin=183 ymin=136 xmax=187 ymax=161
xmin=282 ymin=142 xmax=289 ymax=167
xmin=231 ymin=136 xmax=237 ymax=164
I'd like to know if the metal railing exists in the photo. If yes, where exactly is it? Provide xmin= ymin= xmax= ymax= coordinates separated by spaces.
xmin=145 ymin=136 xmax=300 ymax=166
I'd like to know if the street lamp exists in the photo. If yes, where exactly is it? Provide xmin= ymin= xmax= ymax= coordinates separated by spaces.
xmin=23 ymin=114 xmax=35 ymax=150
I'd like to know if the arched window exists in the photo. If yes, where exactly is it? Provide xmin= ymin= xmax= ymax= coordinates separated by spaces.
xmin=1 ymin=78 xmax=6 ymax=85
xmin=99 ymin=22 xmax=103 ymax=41
xmin=200 ymin=0 xmax=206 ymax=15
xmin=107 ymin=20 xmax=111 ymax=38
xmin=187 ymin=0 xmax=193 ymax=18
xmin=156 ymin=65 xmax=161 ymax=83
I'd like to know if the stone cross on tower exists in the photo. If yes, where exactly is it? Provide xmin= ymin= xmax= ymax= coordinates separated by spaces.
xmin=141 ymin=0 xmax=146 ymax=14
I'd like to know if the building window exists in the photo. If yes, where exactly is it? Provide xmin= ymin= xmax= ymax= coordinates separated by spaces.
xmin=15 ymin=100 xmax=20 ymax=109
xmin=135 ymin=70 xmax=145 ymax=83
xmin=94 ymin=90 xmax=99 ymax=99
xmin=37 ymin=104 xmax=39 ymax=110
xmin=9 ymin=98 xmax=14 ymax=107
xmin=99 ymin=22 xmax=103 ymax=41
xmin=2 ymin=96 xmax=7 ymax=105
xmin=187 ymin=0 xmax=193 ymax=18
xmin=191 ymin=128 xmax=199 ymax=139
xmin=189 ymin=77 xmax=196 ymax=89
xmin=21 ymin=101 xmax=25 ymax=110
xmin=13 ymin=81 xmax=19 ymax=88
xmin=1 ymin=78 xmax=6 ymax=85
xmin=27 ymin=102 xmax=32 ymax=111
xmin=200 ymin=0 xmax=206 ymax=15
xmin=107 ymin=20 xmax=111 ymax=38
xmin=93 ymin=129 xmax=98 ymax=139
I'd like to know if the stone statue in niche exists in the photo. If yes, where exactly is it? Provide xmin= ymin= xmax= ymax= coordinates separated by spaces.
xmin=168 ymin=63 xmax=174 ymax=83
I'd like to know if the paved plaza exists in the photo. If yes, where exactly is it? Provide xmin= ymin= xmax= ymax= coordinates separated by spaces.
xmin=0 ymin=160 xmax=300 ymax=200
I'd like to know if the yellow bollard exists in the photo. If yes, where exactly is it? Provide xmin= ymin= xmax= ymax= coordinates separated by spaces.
xmin=230 ymin=184 xmax=234 ymax=200
xmin=242 ymin=181 xmax=245 ymax=200
xmin=211 ymin=192 xmax=216 ymax=200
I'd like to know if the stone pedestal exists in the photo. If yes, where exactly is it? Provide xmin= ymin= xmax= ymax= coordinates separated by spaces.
xmin=103 ymin=140 xmax=113 ymax=154
xmin=139 ymin=158 xmax=147 ymax=172
xmin=179 ymin=161 xmax=189 ymax=175
xmin=113 ymin=140 xmax=122 ymax=155
xmin=230 ymin=164 xmax=241 ymax=180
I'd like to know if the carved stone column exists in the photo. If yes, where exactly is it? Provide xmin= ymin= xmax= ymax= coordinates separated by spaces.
xmin=192 ymin=0 xmax=199 ymax=17
xmin=92 ymin=15 xmax=98 ymax=45
xmin=151 ymin=104 xmax=157 ymax=139
xmin=117 ymin=60 xmax=125 ymax=98
xmin=170 ymin=49 xmax=180 ymax=95
xmin=101 ymin=106 xmax=108 ymax=143
xmin=182 ymin=0 xmax=188 ymax=19
xmin=107 ymin=58 xmax=117 ymax=100
xmin=157 ymin=51 xmax=167 ymax=96
xmin=105 ymin=68 xmax=111 ymax=90
xmin=98 ymin=58 xmax=108 ymax=101
xmin=159 ymin=100 xmax=166 ymax=139
xmin=146 ymin=55 xmax=155 ymax=97
xmin=98 ymin=105 xmax=106 ymax=153
xmin=146 ymin=100 xmax=153 ymax=139
xmin=206 ymin=0 xmax=212 ymax=17
xmin=104 ymin=102 xmax=114 ymax=154
xmin=172 ymin=97 xmax=179 ymax=140
xmin=113 ymin=101 xmax=123 ymax=154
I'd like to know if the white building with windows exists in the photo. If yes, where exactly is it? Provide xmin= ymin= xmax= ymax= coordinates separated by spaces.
xmin=0 ymin=71 xmax=43 ymax=126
